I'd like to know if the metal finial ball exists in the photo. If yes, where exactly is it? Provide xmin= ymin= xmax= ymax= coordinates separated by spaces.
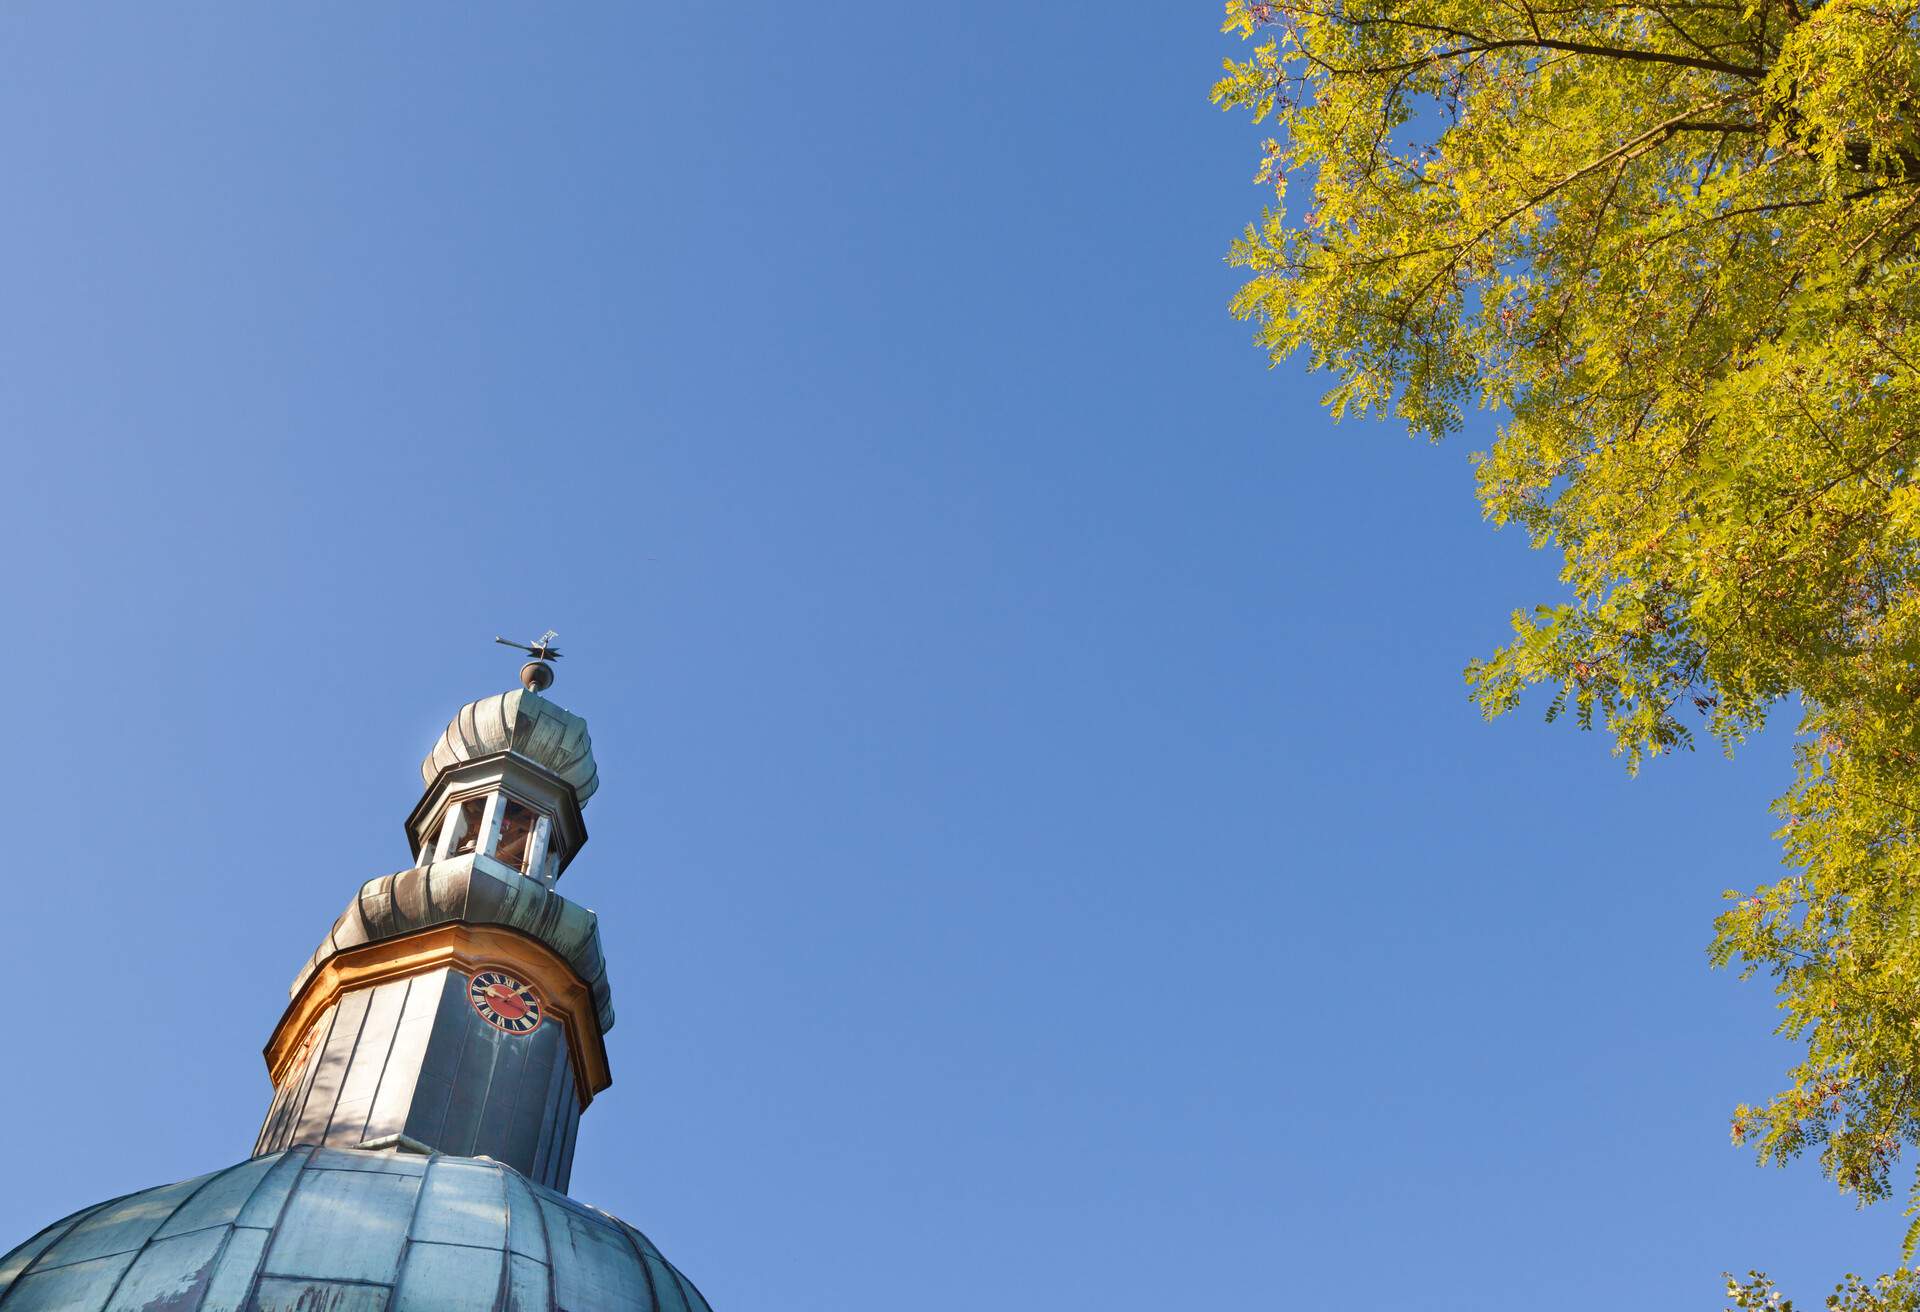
xmin=520 ymin=660 xmax=555 ymax=693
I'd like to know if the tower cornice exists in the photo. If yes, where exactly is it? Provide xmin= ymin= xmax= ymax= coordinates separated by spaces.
xmin=264 ymin=921 xmax=612 ymax=1105
xmin=290 ymin=856 xmax=615 ymax=1033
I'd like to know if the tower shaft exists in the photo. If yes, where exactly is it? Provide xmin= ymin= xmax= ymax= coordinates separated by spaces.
xmin=253 ymin=688 xmax=614 ymax=1192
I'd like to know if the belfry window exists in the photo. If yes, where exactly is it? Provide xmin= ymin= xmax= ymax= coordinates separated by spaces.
xmin=449 ymin=796 xmax=488 ymax=857
xmin=495 ymin=799 xmax=543 ymax=872
xmin=426 ymin=790 xmax=556 ymax=877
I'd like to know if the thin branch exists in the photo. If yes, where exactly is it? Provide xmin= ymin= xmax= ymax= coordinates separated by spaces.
xmin=1306 ymin=9 xmax=1769 ymax=78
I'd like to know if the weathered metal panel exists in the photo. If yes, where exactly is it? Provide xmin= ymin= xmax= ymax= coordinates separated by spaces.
xmin=501 ymin=1173 xmax=548 ymax=1266
xmin=328 ymin=900 xmax=370 ymax=956
xmin=529 ymin=1100 xmax=555 ymax=1187
xmin=362 ymin=974 xmax=440 ymax=1145
xmin=308 ymin=1149 xmax=426 ymax=1177
xmin=473 ymin=1035 xmax=535 ymax=1162
xmin=355 ymin=877 xmax=396 ymax=941
xmin=271 ymin=1014 xmax=336 ymax=1150
xmin=253 ymin=1079 xmax=295 ymax=1159
xmin=249 ymin=1277 xmax=391 ymax=1312
xmin=325 ymin=979 xmax=411 ymax=1147
xmin=528 ymin=1045 xmax=571 ymax=1188
xmin=538 ymin=1198 xmax=650 ymax=1312
xmin=669 ymin=1265 xmax=714 ymax=1312
xmin=506 ymin=1253 xmax=551 ymax=1312
xmin=644 ymin=1255 xmax=693 ymax=1312
xmin=100 ymin=1226 xmax=225 ymax=1311
xmin=495 ymin=1034 xmax=555 ymax=1175
xmin=262 ymin=1167 xmax=417 ymax=1285
xmin=39 ymin=1175 xmax=209 ymax=1267
xmin=0 ymin=1252 xmax=138 ymax=1311
xmin=254 ymin=1084 xmax=290 ymax=1157
xmin=290 ymin=989 xmax=371 ymax=1146
xmin=399 ymin=1075 xmax=455 ymax=1156
xmin=510 ymin=1028 xmax=566 ymax=1179
xmin=616 ymin=1221 xmax=662 ymax=1265
xmin=0 ymin=1147 xmax=712 ymax=1312
xmin=390 ymin=1240 xmax=502 ymax=1311
xmin=234 ymin=1149 xmax=312 ymax=1229
xmin=0 ymin=1202 xmax=109 ymax=1296
xmin=416 ymin=972 xmax=470 ymax=1087
xmin=197 ymin=1226 xmax=270 ymax=1312
xmin=436 ymin=1064 xmax=496 ymax=1160
xmin=437 ymin=1020 xmax=503 ymax=1158
xmin=260 ymin=1007 xmax=337 ymax=1155
xmin=553 ymin=1068 xmax=579 ymax=1192
xmin=554 ymin=1104 xmax=579 ymax=1195
xmin=156 ymin=1154 xmax=282 ymax=1240
xmin=409 ymin=1159 xmax=506 ymax=1250
xmin=388 ymin=861 xmax=433 ymax=931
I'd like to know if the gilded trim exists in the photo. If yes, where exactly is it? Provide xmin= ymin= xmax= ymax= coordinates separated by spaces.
xmin=263 ymin=923 xmax=612 ymax=1106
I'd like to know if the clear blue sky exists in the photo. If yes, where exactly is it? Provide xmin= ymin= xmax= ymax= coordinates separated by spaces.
xmin=0 ymin=6 xmax=1895 ymax=1308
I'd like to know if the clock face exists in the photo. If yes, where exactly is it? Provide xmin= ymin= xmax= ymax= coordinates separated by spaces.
xmin=468 ymin=970 xmax=544 ymax=1035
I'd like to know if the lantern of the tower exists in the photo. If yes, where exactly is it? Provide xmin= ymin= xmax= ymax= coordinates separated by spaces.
xmin=408 ymin=686 xmax=598 ymax=881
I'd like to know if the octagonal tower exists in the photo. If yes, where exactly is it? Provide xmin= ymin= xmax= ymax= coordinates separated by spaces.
xmin=254 ymin=684 xmax=613 ymax=1192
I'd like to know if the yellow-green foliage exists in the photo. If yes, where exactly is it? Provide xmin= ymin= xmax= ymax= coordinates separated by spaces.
xmin=1215 ymin=0 xmax=1920 ymax=1287
xmin=1730 ymin=1266 xmax=1920 ymax=1311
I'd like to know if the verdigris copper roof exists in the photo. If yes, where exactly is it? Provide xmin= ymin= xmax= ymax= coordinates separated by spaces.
xmin=289 ymin=855 xmax=616 ymax=1035
xmin=424 ymin=689 xmax=599 ymax=807
xmin=0 ymin=1145 xmax=711 ymax=1312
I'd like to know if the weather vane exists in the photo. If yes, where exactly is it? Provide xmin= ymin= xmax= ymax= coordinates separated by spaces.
xmin=495 ymin=629 xmax=562 ymax=692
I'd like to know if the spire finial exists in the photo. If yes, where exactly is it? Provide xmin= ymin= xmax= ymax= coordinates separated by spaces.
xmin=494 ymin=629 xmax=562 ymax=692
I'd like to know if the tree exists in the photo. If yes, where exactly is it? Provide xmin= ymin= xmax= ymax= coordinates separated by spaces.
xmin=1213 ymin=0 xmax=1920 ymax=1297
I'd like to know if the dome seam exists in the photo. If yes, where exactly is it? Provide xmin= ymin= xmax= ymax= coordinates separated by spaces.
xmin=87 ymin=1164 xmax=231 ymax=1311
xmin=0 ymin=1195 xmax=128 ymax=1308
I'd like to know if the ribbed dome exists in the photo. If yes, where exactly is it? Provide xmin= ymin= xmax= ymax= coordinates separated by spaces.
xmin=0 ymin=1145 xmax=709 ymax=1312
xmin=423 ymin=689 xmax=599 ymax=807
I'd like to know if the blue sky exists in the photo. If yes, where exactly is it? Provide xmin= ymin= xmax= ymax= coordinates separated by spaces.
xmin=0 ymin=6 xmax=1897 ymax=1308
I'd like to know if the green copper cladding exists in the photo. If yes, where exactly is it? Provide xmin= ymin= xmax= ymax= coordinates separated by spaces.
xmin=0 ymin=1146 xmax=713 ymax=1312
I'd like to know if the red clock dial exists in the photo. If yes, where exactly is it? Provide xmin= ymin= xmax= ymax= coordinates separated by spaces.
xmin=468 ymin=969 xmax=544 ymax=1035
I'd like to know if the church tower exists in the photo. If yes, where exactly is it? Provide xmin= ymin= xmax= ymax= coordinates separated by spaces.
xmin=0 ymin=654 xmax=714 ymax=1312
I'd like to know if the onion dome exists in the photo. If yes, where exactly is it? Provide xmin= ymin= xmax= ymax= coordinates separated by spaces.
xmin=0 ymin=1145 xmax=712 ymax=1312
xmin=423 ymin=689 xmax=599 ymax=808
